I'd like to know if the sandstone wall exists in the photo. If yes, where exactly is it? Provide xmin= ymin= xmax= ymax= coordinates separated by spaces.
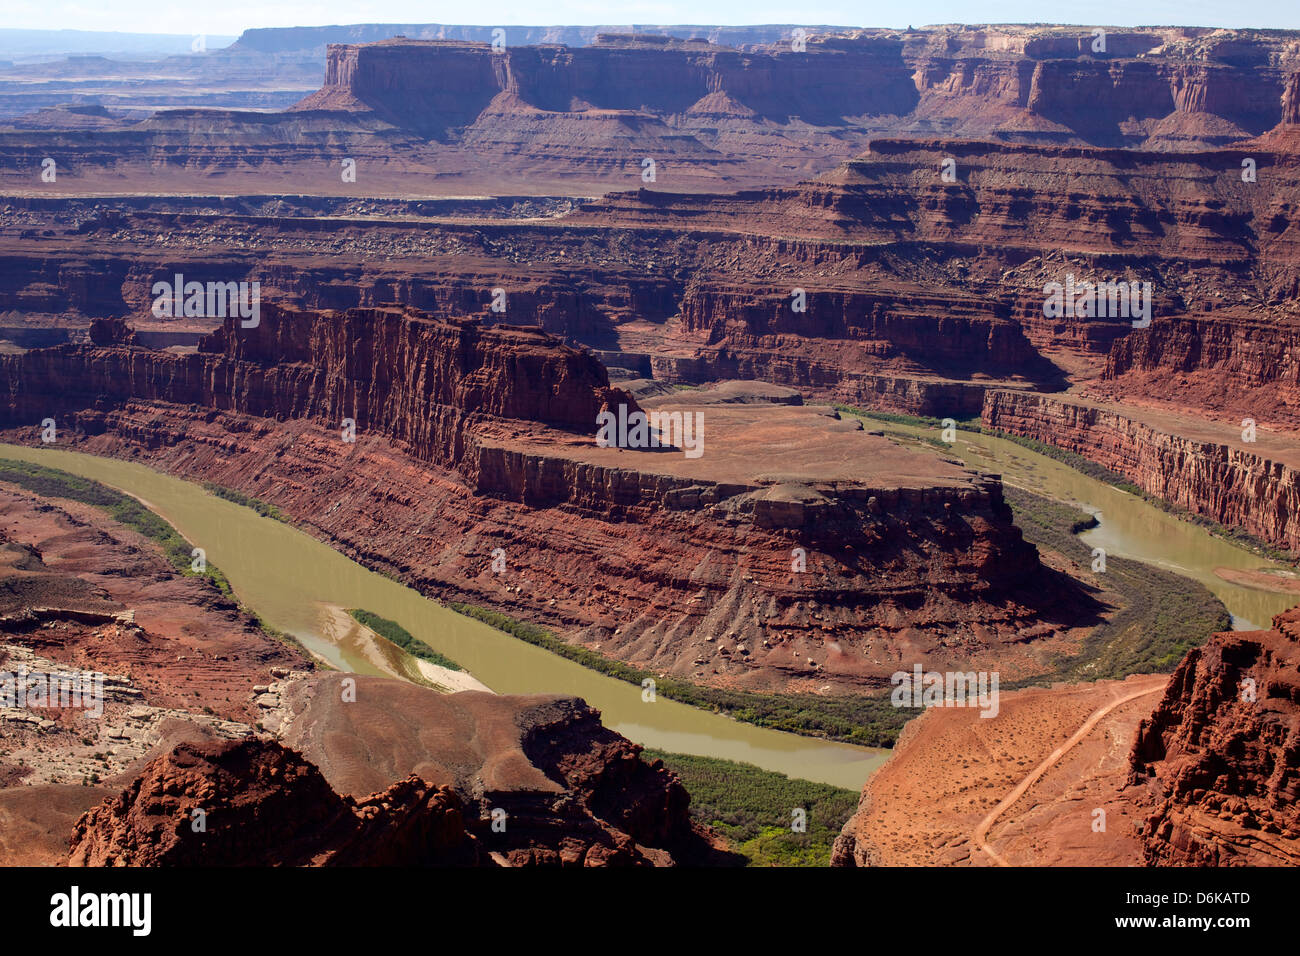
xmin=982 ymin=389 xmax=1300 ymax=552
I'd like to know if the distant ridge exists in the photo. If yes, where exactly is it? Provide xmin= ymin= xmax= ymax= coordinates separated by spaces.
xmin=228 ymin=23 xmax=854 ymax=55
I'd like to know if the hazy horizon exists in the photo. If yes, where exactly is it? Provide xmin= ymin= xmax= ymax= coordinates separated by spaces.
xmin=4 ymin=2 xmax=1299 ymax=37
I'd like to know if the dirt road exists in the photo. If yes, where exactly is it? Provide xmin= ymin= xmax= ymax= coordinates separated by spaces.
xmin=973 ymin=677 xmax=1166 ymax=865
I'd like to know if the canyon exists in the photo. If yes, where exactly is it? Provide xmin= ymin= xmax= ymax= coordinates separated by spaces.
xmin=984 ymin=390 xmax=1300 ymax=552
xmin=5 ymin=100 xmax=1298 ymax=562
xmin=2 ymin=21 xmax=1299 ymax=872
xmin=0 ymin=481 xmax=712 ymax=866
xmin=0 ymin=307 xmax=1097 ymax=694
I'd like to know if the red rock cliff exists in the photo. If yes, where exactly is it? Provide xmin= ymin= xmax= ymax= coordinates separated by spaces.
xmin=1 ymin=305 xmax=635 ymax=458
xmin=983 ymin=389 xmax=1300 ymax=553
xmin=1130 ymin=608 xmax=1300 ymax=866
xmin=1100 ymin=315 xmax=1300 ymax=427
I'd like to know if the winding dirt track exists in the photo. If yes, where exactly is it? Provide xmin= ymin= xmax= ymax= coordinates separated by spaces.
xmin=973 ymin=678 xmax=1166 ymax=866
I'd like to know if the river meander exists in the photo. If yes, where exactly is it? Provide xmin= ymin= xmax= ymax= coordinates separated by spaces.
xmin=3 ymin=426 xmax=1294 ymax=790
xmin=0 ymin=443 xmax=885 ymax=789
xmin=863 ymin=422 xmax=1298 ymax=632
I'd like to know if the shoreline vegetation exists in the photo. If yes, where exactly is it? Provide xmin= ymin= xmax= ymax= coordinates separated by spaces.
xmin=202 ymin=482 xmax=290 ymax=523
xmin=645 ymin=749 xmax=857 ymax=867
xmin=347 ymin=608 xmax=463 ymax=672
xmin=446 ymin=601 xmax=917 ymax=746
xmin=1001 ymin=487 xmax=1229 ymax=678
xmin=0 ymin=457 xmax=311 ymax=659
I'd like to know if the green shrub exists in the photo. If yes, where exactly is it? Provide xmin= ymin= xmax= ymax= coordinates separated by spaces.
xmin=644 ymin=749 xmax=858 ymax=867
xmin=202 ymin=482 xmax=289 ymax=523
xmin=348 ymin=608 xmax=462 ymax=671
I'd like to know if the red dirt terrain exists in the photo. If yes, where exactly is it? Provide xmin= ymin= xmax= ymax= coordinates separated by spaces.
xmin=833 ymin=610 xmax=1300 ymax=866
xmin=0 ymin=487 xmax=312 ymax=864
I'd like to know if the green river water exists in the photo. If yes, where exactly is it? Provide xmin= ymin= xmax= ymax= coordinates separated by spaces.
xmin=3 ymin=428 xmax=1294 ymax=790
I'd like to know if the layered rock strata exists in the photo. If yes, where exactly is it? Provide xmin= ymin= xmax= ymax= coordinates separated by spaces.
xmin=982 ymin=389 xmax=1300 ymax=553
xmin=0 ymin=306 xmax=1093 ymax=692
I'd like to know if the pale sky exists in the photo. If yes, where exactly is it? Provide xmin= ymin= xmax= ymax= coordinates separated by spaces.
xmin=4 ymin=1 xmax=1298 ymax=37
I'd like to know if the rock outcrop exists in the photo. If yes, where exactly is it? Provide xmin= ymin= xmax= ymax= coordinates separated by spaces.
xmin=279 ymin=676 xmax=705 ymax=865
xmin=982 ymin=389 xmax=1300 ymax=553
xmin=1130 ymin=608 xmax=1300 ymax=866
xmin=68 ymin=738 xmax=480 ymax=866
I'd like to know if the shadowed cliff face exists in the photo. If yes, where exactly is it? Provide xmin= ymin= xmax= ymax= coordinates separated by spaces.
xmin=1 ymin=306 xmax=636 ymax=449
xmin=1130 ymin=608 xmax=1300 ymax=866
xmin=291 ymin=29 xmax=1300 ymax=149
xmin=299 ymin=35 xmax=922 ymax=130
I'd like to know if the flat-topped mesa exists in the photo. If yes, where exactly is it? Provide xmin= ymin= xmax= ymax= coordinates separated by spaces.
xmin=288 ymin=27 xmax=1300 ymax=148
xmin=294 ymin=33 xmax=919 ymax=130
xmin=1 ymin=306 xmax=636 ymax=461
xmin=5 ymin=25 xmax=1300 ymax=203
xmin=228 ymin=24 xmax=851 ymax=55
xmin=1129 ymin=608 xmax=1300 ymax=866
xmin=0 ymin=304 xmax=1096 ymax=693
